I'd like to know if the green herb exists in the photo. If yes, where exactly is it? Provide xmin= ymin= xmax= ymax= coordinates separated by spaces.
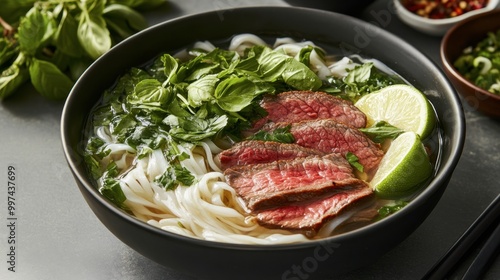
xmin=85 ymin=136 xmax=110 ymax=158
xmin=98 ymin=161 xmax=128 ymax=210
xmin=359 ymin=121 xmax=405 ymax=143
xmin=0 ymin=0 xmax=164 ymax=100
xmin=297 ymin=45 xmax=325 ymax=66
xmin=164 ymin=114 xmax=229 ymax=142
xmin=84 ymin=154 xmax=102 ymax=180
xmin=377 ymin=201 xmax=408 ymax=219
xmin=155 ymin=163 xmax=195 ymax=190
xmin=100 ymin=176 xmax=128 ymax=210
xmin=454 ymin=29 xmax=500 ymax=94
xmin=322 ymin=62 xmax=402 ymax=102
xmin=258 ymin=47 xmax=322 ymax=90
xmin=248 ymin=125 xmax=295 ymax=143
xmin=346 ymin=152 xmax=363 ymax=172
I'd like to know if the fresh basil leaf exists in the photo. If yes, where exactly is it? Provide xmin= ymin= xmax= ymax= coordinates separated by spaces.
xmin=113 ymin=113 xmax=137 ymax=135
xmin=0 ymin=38 xmax=18 ymax=67
xmin=77 ymin=16 xmax=111 ymax=59
xmin=345 ymin=62 xmax=372 ymax=84
xmin=165 ymin=115 xmax=228 ymax=142
xmin=346 ymin=152 xmax=364 ymax=172
xmin=77 ymin=1 xmax=112 ymax=59
xmin=298 ymin=45 xmax=313 ymax=66
xmin=258 ymin=47 xmax=322 ymax=90
xmin=17 ymin=7 xmax=55 ymax=55
xmin=187 ymin=74 xmax=218 ymax=107
xmin=178 ymin=48 xmax=237 ymax=82
xmin=174 ymin=54 xmax=204 ymax=82
xmin=161 ymin=53 xmax=179 ymax=83
xmin=359 ymin=121 xmax=405 ymax=143
xmin=123 ymin=124 xmax=162 ymax=149
xmin=28 ymin=58 xmax=74 ymax=99
xmin=297 ymin=46 xmax=326 ymax=73
xmin=103 ymin=4 xmax=147 ymax=39
xmin=214 ymin=77 xmax=270 ymax=112
xmin=55 ymin=9 xmax=85 ymax=57
xmin=0 ymin=60 xmax=29 ymax=99
xmin=82 ymin=0 xmax=107 ymax=15
xmin=127 ymin=79 xmax=173 ymax=109
xmin=205 ymin=48 xmax=238 ymax=68
xmin=163 ymin=96 xmax=190 ymax=118
xmin=110 ymin=0 xmax=166 ymax=10
xmin=248 ymin=125 xmax=295 ymax=143
xmin=236 ymin=45 xmax=265 ymax=72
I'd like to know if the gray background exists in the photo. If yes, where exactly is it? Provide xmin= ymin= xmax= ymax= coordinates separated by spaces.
xmin=1 ymin=0 xmax=499 ymax=279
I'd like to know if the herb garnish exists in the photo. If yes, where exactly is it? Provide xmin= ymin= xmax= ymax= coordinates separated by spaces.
xmin=84 ymin=44 xmax=324 ymax=204
xmin=322 ymin=62 xmax=402 ymax=102
xmin=0 ymin=0 xmax=164 ymax=100
xmin=346 ymin=152 xmax=364 ymax=172
xmin=359 ymin=121 xmax=405 ymax=143
xmin=248 ymin=125 xmax=295 ymax=143
xmin=377 ymin=201 xmax=408 ymax=219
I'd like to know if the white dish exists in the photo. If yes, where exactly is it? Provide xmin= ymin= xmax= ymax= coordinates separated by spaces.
xmin=394 ymin=0 xmax=499 ymax=36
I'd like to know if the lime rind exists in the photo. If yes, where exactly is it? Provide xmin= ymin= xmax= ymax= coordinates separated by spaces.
xmin=370 ymin=131 xmax=432 ymax=198
xmin=355 ymin=84 xmax=436 ymax=139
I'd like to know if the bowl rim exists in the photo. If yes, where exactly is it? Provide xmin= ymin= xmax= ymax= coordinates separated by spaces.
xmin=395 ymin=0 xmax=499 ymax=26
xmin=61 ymin=5 xmax=466 ymax=251
xmin=441 ymin=8 xmax=500 ymax=102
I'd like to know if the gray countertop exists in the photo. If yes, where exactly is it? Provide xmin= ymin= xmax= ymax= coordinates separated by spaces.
xmin=1 ymin=0 xmax=499 ymax=279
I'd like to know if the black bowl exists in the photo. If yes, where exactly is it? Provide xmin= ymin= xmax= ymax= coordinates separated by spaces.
xmin=61 ymin=6 xmax=465 ymax=280
xmin=284 ymin=0 xmax=375 ymax=15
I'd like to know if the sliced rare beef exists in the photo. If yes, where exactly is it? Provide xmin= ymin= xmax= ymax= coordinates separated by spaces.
xmin=250 ymin=91 xmax=367 ymax=132
xmin=256 ymin=185 xmax=373 ymax=234
xmin=224 ymin=154 xmax=363 ymax=211
xmin=262 ymin=119 xmax=384 ymax=174
xmin=217 ymin=140 xmax=325 ymax=170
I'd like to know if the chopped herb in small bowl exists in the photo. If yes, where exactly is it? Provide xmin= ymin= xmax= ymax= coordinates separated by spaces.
xmin=454 ymin=28 xmax=500 ymax=95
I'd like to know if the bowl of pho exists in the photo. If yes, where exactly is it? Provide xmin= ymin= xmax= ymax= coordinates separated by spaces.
xmin=61 ymin=6 xmax=465 ymax=279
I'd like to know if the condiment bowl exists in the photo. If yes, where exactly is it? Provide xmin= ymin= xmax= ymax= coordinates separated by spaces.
xmin=61 ymin=6 xmax=465 ymax=279
xmin=394 ymin=0 xmax=499 ymax=36
xmin=441 ymin=9 xmax=500 ymax=118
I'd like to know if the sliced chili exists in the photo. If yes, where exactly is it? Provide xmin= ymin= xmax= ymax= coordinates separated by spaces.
xmin=401 ymin=0 xmax=489 ymax=19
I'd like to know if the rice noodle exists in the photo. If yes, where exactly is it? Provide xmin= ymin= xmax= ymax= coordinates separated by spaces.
xmin=109 ymin=141 xmax=309 ymax=244
xmin=90 ymin=34 xmax=393 ymax=244
xmin=229 ymin=33 xmax=268 ymax=56
xmin=192 ymin=40 xmax=217 ymax=53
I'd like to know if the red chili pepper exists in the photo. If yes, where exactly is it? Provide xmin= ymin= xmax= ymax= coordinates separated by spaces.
xmin=402 ymin=0 xmax=489 ymax=19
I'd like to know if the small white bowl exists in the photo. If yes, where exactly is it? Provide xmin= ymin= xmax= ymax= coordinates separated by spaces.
xmin=394 ymin=0 xmax=499 ymax=36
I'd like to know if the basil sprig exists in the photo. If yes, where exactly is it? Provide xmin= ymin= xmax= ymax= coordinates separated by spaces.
xmin=359 ymin=121 xmax=405 ymax=143
xmin=0 ymin=0 xmax=164 ymax=100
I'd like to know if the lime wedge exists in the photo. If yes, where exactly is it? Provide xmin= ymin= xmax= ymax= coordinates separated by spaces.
xmin=354 ymin=84 xmax=435 ymax=139
xmin=370 ymin=131 xmax=432 ymax=198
